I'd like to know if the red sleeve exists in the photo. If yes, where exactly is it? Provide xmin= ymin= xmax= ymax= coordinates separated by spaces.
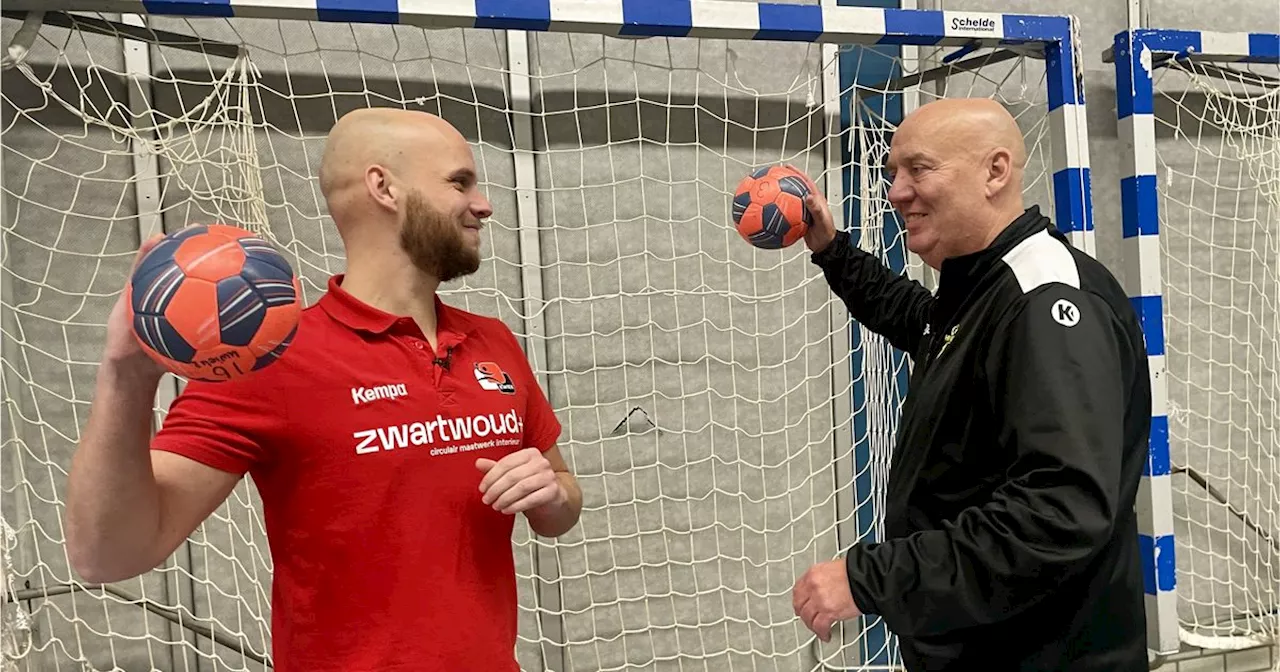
xmin=496 ymin=323 xmax=561 ymax=452
xmin=151 ymin=377 xmax=277 ymax=475
xmin=524 ymin=370 xmax=561 ymax=452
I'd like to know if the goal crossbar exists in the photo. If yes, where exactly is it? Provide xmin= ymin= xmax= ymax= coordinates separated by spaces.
xmin=6 ymin=0 xmax=1095 ymax=259
xmin=14 ymin=1 xmax=1069 ymax=47
xmin=0 ymin=9 xmax=242 ymax=59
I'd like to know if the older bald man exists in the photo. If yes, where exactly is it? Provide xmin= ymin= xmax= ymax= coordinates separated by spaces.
xmin=791 ymin=99 xmax=1151 ymax=671
xmin=65 ymin=108 xmax=583 ymax=672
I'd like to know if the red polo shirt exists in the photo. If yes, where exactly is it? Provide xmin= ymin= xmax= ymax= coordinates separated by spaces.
xmin=151 ymin=274 xmax=561 ymax=672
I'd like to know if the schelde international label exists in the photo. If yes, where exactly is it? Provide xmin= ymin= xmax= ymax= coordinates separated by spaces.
xmin=946 ymin=13 xmax=1002 ymax=38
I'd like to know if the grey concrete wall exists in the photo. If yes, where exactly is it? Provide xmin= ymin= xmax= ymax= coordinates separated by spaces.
xmin=2 ymin=1 xmax=1276 ymax=671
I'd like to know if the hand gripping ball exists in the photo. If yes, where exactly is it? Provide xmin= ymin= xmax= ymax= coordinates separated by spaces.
xmin=731 ymin=165 xmax=813 ymax=249
xmin=126 ymin=224 xmax=302 ymax=382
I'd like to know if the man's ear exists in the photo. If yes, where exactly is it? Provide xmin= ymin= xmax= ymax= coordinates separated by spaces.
xmin=985 ymin=147 xmax=1014 ymax=198
xmin=366 ymin=164 xmax=398 ymax=214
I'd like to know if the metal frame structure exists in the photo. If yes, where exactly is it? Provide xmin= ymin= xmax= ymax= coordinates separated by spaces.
xmin=1107 ymin=27 xmax=1280 ymax=657
xmin=12 ymin=0 xmax=1094 ymax=250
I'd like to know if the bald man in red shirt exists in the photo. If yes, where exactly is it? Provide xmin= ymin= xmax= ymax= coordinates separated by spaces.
xmin=64 ymin=109 xmax=583 ymax=672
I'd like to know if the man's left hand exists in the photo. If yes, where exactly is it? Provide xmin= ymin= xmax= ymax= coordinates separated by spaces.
xmin=792 ymin=559 xmax=863 ymax=642
xmin=476 ymin=448 xmax=565 ymax=514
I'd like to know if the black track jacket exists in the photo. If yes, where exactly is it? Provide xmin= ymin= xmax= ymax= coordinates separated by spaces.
xmin=811 ymin=207 xmax=1150 ymax=671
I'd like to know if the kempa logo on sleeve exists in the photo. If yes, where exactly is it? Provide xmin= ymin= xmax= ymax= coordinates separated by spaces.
xmin=351 ymin=383 xmax=408 ymax=405
xmin=353 ymin=409 xmax=525 ymax=455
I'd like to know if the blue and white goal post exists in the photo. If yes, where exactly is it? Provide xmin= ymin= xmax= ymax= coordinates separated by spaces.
xmin=1109 ymin=28 xmax=1280 ymax=658
xmin=1 ymin=2 xmax=1088 ymax=671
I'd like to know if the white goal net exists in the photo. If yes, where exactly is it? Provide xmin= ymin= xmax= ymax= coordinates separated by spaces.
xmin=2 ymin=10 xmax=1065 ymax=672
xmin=1148 ymin=51 xmax=1280 ymax=652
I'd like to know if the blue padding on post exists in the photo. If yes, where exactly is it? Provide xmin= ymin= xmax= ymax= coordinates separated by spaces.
xmin=1145 ymin=416 xmax=1170 ymax=477
xmin=475 ymin=0 xmax=550 ymax=31
xmin=1115 ymin=87 xmax=1140 ymax=120
xmin=1052 ymin=167 xmax=1091 ymax=235
xmin=1140 ymin=29 xmax=1202 ymax=56
xmin=1140 ymin=534 xmax=1177 ymax=594
xmin=1113 ymin=34 xmax=1151 ymax=119
xmin=1247 ymin=33 xmax=1280 ymax=62
xmin=317 ymin=0 xmax=399 ymax=24
xmin=1044 ymin=40 xmax=1081 ymax=110
xmin=1000 ymin=14 xmax=1068 ymax=44
xmin=757 ymin=3 xmax=823 ymax=42
xmin=1120 ymin=174 xmax=1159 ymax=238
xmin=1130 ymin=295 xmax=1166 ymax=357
xmin=621 ymin=0 xmax=693 ymax=37
xmin=879 ymin=9 xmax=943 ymax=45
xmin=143 ymin=0 xmax=232 ymax=17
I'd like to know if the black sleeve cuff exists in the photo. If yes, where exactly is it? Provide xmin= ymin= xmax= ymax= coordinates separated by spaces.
xmin=844 ymin=546 xmax=880 ymax=617
xmin=810 ymin=229 xmax=852 ymax=267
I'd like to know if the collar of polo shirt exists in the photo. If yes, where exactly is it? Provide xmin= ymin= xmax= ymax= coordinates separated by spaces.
xmin=317 ymin=274 xmax=474 ymax=346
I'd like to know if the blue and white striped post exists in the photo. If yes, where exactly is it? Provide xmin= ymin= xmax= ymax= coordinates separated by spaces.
xmin=1113 ymin=28 xmax=1178 ymax=656
xmin=837 ymin=4 xmax=910 ymax=665
xmin=1043 ymin=18 xmax=1094 ymax=257
xmin=1111 ymin=27 xmax=1280 ymax=656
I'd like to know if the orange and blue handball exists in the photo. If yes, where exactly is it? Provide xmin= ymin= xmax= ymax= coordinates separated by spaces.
xmin=125 ymin=224 xmax=302 ymax=382
xmin=731 ymin=165 xmax=813 ymax=249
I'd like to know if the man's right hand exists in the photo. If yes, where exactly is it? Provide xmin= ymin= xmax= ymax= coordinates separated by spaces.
xmin=68 ymin=232 xmax=245 ymax=584
xmin=103 ymin=234 xmax=168 ymax=381
xmin=784 ymin=166 xmax=837 ymax=254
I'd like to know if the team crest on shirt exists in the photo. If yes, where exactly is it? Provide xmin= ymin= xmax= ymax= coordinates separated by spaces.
xmin=474 ymin=361 xmax=516 ymax=395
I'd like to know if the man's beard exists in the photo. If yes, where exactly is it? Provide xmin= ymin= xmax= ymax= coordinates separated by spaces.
xmin=399 ymin=189 xmax=482 ymax=283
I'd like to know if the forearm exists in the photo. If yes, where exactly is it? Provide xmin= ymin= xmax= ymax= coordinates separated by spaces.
xmin=524 ymin=471 xmax=582 ymax=538
xmin=65 ymin=360 xmax=165 ymax=582
xmin=811 ymin=230 xmax=933 ymax=353
xmin=845 ymin=480 xmax=1114 ymax=637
